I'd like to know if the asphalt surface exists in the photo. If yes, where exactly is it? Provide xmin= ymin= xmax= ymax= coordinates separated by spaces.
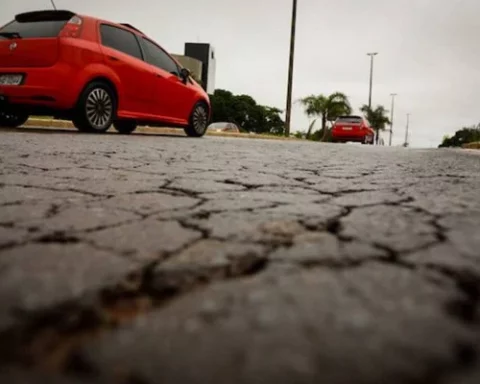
xmin=0 ymin=127 xmax=480 ymax=384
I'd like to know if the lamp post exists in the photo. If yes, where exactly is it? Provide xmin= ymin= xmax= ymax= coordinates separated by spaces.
xmin=284 ymin=0 xmax=298 ymax=137
xmin=389 ymin=93 xmax=397 ymax=147
xmin=404 ymin=113 xmax=410 ymax=147
xmin=367 ymin=52 xmax=378 ymax=109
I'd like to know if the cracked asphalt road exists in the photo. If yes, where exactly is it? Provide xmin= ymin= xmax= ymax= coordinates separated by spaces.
xmin=1 ymin=128 xmax=480 ymax=384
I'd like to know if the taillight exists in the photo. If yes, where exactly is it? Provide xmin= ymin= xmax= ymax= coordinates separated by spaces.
xmin=59 ymin=16 xmax=83 ymax=38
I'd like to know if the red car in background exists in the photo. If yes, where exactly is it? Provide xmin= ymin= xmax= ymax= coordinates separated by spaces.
xmin=0 ymin=10 xmax=210 ymax=136
xmin=331 ymin=115 xmax=374 ymax=144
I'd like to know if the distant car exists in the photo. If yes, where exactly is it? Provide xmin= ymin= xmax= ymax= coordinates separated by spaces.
xmin=331 ymin=115 xmax=374 ymax=144
xmin=207 ymin=122 xmax=240 ymax=133
xmin=0 ymin=9 xmax=210 ymax=136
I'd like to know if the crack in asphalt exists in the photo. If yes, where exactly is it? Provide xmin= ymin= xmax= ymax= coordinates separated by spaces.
xmin=0 ymin=239 xmax=270 ymax=373
xmin=1 ymin=132 xmax=480 ymax=383
xmin=3 ymin=183 xmax=109 ymax=198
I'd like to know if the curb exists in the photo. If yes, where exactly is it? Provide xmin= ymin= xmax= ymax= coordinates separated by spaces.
xmin=22 ymin=118 xmax=298 ymax=141
xmin=462 ymin=142 xmax=480 ymax=150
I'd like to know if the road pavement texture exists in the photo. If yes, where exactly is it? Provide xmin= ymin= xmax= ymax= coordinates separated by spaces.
xmin=0 ymin=127 xmax=480 ymax=384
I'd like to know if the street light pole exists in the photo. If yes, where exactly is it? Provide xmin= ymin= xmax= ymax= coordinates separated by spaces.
xmin=367 ymin=52 xmax=378 ymax=109
xmin=404 ymin=113 xmax=410 ymax=147
xmin=389 ymin=93 xmax=397 ymax=147
xmin=284 ymin=0 xmax=298 ymax=137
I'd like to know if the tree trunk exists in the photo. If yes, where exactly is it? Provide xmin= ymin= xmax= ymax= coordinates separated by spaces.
xmin=321 ymin=114 xmax=328 ymax=141
xmin=306 ymin=119 xmax=317 ymax=140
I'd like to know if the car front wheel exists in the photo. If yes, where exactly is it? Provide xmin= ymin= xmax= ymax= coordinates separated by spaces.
xmin=114 ymin=120 xmax=137 ymax=134
xmin=184 ymin=102 xmax=209 ymax=137
xmin=0 ymin=111 xmax=29 ymax=128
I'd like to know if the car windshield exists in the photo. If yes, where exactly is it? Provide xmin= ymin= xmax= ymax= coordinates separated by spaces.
xmin=336 ymin=116 xmax=362 ymax=124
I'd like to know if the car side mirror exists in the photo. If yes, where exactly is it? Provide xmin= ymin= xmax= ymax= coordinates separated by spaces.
xmin=180 ymin=68 xmax=190 ymax=83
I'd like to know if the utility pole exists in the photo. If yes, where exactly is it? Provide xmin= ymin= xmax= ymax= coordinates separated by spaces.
xmin=389 ymin=93 xmax=397 ymax=147
xmin=404 ymin=113 xmax=410 ymax=147
xmin=367 ymin=52 xmax=378 ymax=109
xmin=50 ymin=0 xmax=57 ymax=10
xmin=284 ymin=0 xmax=297 ymax=137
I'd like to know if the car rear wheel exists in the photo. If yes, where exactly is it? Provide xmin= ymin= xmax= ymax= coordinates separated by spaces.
xmin=363 ymin=135 xmax=374 ymax=145
xmin=73 ymin=81 xmax=116 ymax=133
xmin=184 ymin=102 xmax=209 ymax=138
xmin=0 ymin=111 xmax=29 ymax=128
xmin=114 ymin=120 xmax=137 ymax=134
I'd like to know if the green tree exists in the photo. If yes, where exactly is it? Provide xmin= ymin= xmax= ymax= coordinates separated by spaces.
xmin=439 ymin=125 xmax=480 ymax=147
xmin=294 ymin=131 xmax=306 ymax=139
xmin=360 ymin=104 xmax=391 ymax=145
xmin=208 ymin=89 xmax=284 ymax=135
xmin=264 ymin=107 xmax=285 ymax=135
xmin=298 ymin=93 xmax=352 ymax=141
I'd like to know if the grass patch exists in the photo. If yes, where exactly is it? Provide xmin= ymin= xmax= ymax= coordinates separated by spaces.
xmin=462 ymin=142 xmax=480 ymax=149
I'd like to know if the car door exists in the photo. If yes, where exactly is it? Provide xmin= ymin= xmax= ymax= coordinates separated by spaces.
xmin=139 ymin=37 xmax=195 ymax=124
xmin=99 ymin=24 xmax=155 ymax=117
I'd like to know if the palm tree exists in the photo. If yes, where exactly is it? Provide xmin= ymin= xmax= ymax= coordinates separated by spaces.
xmin=360 ymin=104 xmax=391 ymax=145
xmin=299 ymin=92 xmax=351 ymax=141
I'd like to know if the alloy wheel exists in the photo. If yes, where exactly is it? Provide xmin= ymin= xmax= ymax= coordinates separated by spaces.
xmin=85 ymin=88 xmax=113 ymax=130
xmin=192 ymin=105 xmax=208 ymax=134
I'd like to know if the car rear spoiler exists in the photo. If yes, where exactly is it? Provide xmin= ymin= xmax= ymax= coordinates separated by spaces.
xmin=15 ymin=10 xmax=76 ymax=23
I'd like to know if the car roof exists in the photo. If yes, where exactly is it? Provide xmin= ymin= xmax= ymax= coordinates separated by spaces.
xmin=14 ymin=9 xmax=147 ymax=37
xmin=90 ymin=16 xmax=147 ymax=37
xmin=16 ymin=9 xmax=184 ymax=69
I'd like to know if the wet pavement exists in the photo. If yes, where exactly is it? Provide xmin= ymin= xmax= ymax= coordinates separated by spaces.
xmin=1 ymin=127 xmax=480 ymax=383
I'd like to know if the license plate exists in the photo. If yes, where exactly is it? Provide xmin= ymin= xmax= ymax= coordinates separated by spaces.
xmin=342 ymin=127 xmax=352 ymax=130
xmin=0 ymin=74 xmax=23 ymax=86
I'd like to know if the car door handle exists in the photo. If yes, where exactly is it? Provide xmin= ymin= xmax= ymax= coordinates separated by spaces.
xmin=108 ymin=56 xmax=120 ymax=62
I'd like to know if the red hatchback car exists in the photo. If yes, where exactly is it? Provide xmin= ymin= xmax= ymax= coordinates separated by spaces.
xmin=0 ymin=10 xmax=210 ymax=136
xmin=331 ymin=115 xmax=375 ymax=144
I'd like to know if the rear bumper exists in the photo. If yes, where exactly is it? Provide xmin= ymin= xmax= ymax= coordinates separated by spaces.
xmin=332 ymin=130 xmax=374 ymax=143
xmin=0 ymin=62 xmax=78 ymax=111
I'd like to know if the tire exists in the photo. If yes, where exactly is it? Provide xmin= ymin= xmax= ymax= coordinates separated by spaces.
xmin=72 ymin=81 xmax=116 ymax=133
xmin=184 ymin=102 xmax=209 ymax=137
xmin=0 ymin=111 xmax=29 ymax=128
xmin=364 ymin=135 xmax=374 ymax=145
xmin=114 ymin=120 xmax=137 ymax=134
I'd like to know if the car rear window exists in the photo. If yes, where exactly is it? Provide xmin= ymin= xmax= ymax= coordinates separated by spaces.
xmin=337 ymin=116 xmax=362 ymax=124
xmin=0 ymin=20 xmax=68 ymax=39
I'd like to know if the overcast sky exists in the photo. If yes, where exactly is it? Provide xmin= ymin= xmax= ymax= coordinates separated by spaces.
xmin=3 ymin=0 xmax=479 ymax=147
